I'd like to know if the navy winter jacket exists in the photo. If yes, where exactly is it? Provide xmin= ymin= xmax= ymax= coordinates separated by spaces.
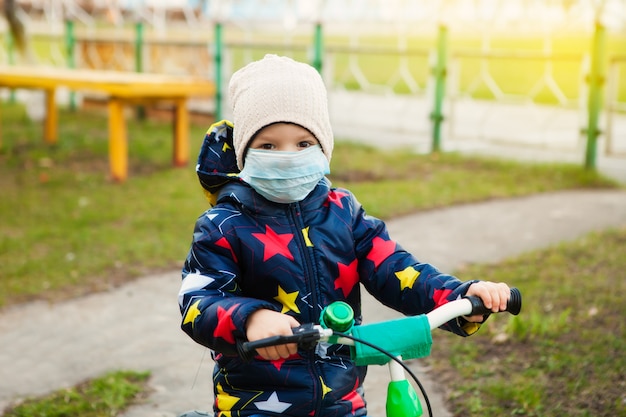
xmin=179 ymin=121 xmax=479 ymax=417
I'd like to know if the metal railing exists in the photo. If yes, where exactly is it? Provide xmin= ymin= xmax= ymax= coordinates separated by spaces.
xmin=606 ymin=56 xmax=626 ymax=156
xmin=447 ymin=49 xmax=587 ymax=150
xmin=2 ymin=15 xmax=625 ymax=169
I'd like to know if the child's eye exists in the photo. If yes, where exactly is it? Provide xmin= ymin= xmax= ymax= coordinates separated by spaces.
xmin=298 ymin=141 xmax=314 ymax=148
xmin=259 ymin=143 xmax=275 ymax=150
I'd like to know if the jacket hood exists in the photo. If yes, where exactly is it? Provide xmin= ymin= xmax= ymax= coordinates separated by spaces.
xmin=196 ymin=120 xmax=242 ymax=205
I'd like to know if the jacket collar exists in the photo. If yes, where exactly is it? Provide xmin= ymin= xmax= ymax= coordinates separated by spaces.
xmin=217 ymin=178 xmax=332 ymax=216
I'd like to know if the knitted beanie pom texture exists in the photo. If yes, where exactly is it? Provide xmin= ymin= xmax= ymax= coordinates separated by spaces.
xmin=229 ymin=54 xmax=334 ymax=169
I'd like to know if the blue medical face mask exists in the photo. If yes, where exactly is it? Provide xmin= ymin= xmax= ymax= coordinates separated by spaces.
xmin=239 ymin=145 xmax=330 ymax=204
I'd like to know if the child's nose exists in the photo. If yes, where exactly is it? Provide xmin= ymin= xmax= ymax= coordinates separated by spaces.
xmin=280 ymin=144 xmax=302 ymax=152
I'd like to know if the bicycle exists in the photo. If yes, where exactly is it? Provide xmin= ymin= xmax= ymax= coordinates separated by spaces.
xmin=181 ymin=288 xmax=521 ymax=417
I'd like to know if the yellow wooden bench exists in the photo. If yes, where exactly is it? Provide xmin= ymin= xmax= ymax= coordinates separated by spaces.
xmin=0 ymin=65 xmax=215 ymax=182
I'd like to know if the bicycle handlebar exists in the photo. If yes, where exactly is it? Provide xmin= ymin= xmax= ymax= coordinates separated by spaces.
xmin=467 ymin=286 xmax=522 ymax=316
xmin=239 ymin=287 xmax=522 ymax=360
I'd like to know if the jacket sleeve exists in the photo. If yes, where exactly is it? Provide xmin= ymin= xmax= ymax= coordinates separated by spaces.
xmin=179 ymin=210 xmax=278 ymax=354
xmin=348 ymin=192 xmax=482 ymax=336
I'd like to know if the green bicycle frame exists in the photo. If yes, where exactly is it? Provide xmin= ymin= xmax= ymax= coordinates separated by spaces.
xmin=387 ymin=378 xmax=423 ymax=417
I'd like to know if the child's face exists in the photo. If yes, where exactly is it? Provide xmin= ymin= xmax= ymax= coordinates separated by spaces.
xmin=248 ymin=123 xmax=320 ymax=153
xmin=239 ymin=122 xmax=330 ymax=204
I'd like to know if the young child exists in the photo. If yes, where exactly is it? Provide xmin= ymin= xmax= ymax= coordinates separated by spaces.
xmin=179 ymin=54 xmax=510 ymax=417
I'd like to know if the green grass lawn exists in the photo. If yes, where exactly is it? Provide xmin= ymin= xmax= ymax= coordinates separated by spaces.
xmin=0 ymin=100 xmax=623 ymax=416
xmin=0 ymin=102 xmax=619 ymax=309
xmin=429 ymin=227 xmax=626 ymax=417
xmin=2 ymin=370 xmax=151 ymax=417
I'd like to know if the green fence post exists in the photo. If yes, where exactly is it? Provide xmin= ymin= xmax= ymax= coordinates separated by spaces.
xmin=135 ymin=20 xmax=146 ymax=119
xmin=312 ymin=22 xmax=323 ymax=74
xmin=6 ymin=29 xmax=16 ymax=103
xmin=584 ymin=21 xmax=606 ymax=170
xmin=430 ymin=24 xmax=448 ymax=153
xmin=214 ymin=21 xmax=223 ymax=121
xmin=135 ymin=21 xmax=144 ymax=74
xmin=65 ymin=19 xmax=76 ymax=110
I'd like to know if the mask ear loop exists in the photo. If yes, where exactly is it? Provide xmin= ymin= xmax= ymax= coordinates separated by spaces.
xmin=240 ymin=129 xmax=262 ymax=169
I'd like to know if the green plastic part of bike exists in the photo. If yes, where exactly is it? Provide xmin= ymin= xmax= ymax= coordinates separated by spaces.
xmin=320 ymin=301 xmax=355 ymax=332
xmin=386 ymin=379 xmax=423 ymax=417
xmin=350 ymin=315 xmax=432 ymax=366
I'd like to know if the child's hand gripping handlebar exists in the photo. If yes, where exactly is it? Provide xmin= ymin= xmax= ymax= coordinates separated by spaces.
xmin=239 ymin=288 xmax=522 ymax=361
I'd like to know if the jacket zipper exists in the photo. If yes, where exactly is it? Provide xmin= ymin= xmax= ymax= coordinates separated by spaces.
xmin=289 ymin=202 xmax=324 ymax=415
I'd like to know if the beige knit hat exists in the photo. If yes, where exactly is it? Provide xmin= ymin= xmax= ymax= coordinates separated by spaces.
xmin=229 ymin=54 xmax=334 ymax=169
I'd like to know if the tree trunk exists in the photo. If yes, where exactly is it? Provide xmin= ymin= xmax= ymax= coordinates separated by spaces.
xmin=4 ymin=0 xmax=27 ymax=55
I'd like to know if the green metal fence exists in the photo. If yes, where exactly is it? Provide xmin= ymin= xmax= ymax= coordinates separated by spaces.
xmin=2 ymin=18 xmax=625 ymax=169
xmin=606 ymin=55 xmax=626 ymax=156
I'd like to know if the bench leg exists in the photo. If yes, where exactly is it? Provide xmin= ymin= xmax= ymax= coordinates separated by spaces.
xmin=173 ymin=98 xmax=189 ymax=167
xmin=44 ymin=89 xmax=58 ymax=144
xmin=108 ymin=98 xmax=128 ymax=182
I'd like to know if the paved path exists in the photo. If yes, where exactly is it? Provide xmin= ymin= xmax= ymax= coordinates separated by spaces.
xmin=1 ymin=189 xmax=625 ymax=417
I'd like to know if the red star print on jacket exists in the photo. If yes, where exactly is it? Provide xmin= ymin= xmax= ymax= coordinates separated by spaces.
xmin=213 ymin=305 xmax=237 ymax=343
xmin=252 ymin=225 xmax=295 ymax=261
xmin=433 ymin=288 xmax=454 ymax=309
xmin=335 ymin=259 xmax=359 ymax=297
xmin=215 ymin=236 xmax=238 ymax=262
xmin=366 ymin=236 xmax=397 ymax=269
xmin=326 ymin=189 xmax=350 ymax=209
